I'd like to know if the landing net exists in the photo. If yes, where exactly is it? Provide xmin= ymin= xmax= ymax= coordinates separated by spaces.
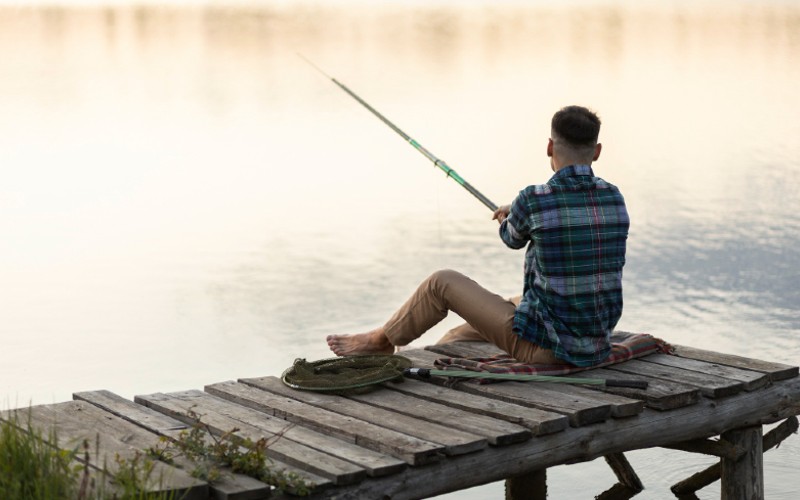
xmin=281 ymin=355 xmax=413 ymax=395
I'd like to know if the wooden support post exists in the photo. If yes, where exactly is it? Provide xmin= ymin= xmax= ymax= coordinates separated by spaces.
xmin=604 ymin=453 xmax=643 ymax=492
xmin=720 ymin=425 xmax=763 ymax=500
xmin=671 ymin=417 xmax=797 ymax=497
xmin=596 ymin=483 xmax=642 ymax=500
xmin=594 ymin=453 xmax=644 ymax=500
xmin=505 ymin=469 xmax=546 ymax=500
xmin=671 ymin=464 xmax=722 ymax=498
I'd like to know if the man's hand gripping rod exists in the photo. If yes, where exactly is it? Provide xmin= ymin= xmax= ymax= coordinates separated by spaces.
xmin=299 ymin=54 xmax=498 ymax=212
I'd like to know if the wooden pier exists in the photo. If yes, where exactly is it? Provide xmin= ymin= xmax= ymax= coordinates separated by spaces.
xmin=3 ymin=340 xmax=799 ymax=499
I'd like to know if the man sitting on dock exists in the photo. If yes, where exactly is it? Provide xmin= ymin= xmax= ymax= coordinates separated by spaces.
xmin=327 ymin=105 xmax=630 ymax=367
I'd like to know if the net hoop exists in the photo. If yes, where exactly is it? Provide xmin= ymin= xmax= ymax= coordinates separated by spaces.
xmin=281 ymin=355 xmax=413 ymax=393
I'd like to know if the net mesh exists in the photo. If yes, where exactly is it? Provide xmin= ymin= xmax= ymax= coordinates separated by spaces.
xmin=282 ymin=355 xmax=413 ymax=395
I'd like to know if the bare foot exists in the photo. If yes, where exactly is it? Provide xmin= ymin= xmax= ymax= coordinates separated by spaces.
xmin=326 ymin=328 xmax=395 ymax=357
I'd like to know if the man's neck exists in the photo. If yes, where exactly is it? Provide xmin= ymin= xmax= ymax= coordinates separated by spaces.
xmin=552 ymin=160 xmax=589 ymax=172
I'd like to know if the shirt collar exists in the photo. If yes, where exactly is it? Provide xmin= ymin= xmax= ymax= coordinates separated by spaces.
xmin=551 ymin=164 xmax=594 ymax=180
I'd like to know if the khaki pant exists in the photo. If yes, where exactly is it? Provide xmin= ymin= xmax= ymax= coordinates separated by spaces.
xmin=383 ymin=269 xmax=566 ymax=364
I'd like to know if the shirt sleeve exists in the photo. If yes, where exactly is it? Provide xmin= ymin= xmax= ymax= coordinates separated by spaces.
xmin=499 ymin=189 xmax=532 ymax=249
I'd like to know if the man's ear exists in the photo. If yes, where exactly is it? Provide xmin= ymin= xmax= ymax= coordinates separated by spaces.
xmin=593 ymin=143 xmax=602 ymax=161
xmin=547 ymin=138 xmax=554 ymax=157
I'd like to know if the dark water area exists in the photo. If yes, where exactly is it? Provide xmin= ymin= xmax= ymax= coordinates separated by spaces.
xmin=1 ymin=1 xmax=798 ymax=498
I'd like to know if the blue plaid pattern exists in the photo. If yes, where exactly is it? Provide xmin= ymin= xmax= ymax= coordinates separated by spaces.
xmin=500 ymin=165 xmax=629 ymax=367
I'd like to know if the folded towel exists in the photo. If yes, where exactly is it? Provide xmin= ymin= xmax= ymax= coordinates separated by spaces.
xmin=433 ymin=331 xmax=672 ymax=381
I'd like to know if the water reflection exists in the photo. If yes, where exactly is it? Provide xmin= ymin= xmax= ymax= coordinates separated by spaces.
xmin=1 ymin=2 xmax=799 ymax=499
xmin=1 ymin=0 xmax=797 ymax=387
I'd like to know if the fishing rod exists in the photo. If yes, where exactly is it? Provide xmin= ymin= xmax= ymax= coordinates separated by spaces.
xmin=299 ymin=54 xmax=498 ymax=212
xmin=403 ymin=368 xmax=649 ymax=389
xmin=281 ymin=356 xmax=650 ymax=393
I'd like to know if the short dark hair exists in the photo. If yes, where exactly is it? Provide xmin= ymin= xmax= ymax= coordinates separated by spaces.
xmin=551 ymin=106 xmax=601 ymax=147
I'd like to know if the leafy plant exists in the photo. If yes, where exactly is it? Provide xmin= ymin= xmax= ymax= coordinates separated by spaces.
xmin=149 ymin=410 xmax=314 ymax=495
xmin=110 ymin=451 xmax=175 ymax=500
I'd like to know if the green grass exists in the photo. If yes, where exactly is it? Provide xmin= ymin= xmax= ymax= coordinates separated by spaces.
xmin=0 ymin=412 xmax=80 ymax=500
xmin=1 ymin=407 xmax=315 ymax=498
xmin=0 ymin=410 xmax=81 ymax=499
xmin=0 ymin=410 xmax=175 ymax=500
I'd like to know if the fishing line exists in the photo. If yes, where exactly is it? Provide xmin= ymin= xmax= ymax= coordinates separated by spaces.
xmin=298 ymin=54 xmax=498 ymax=212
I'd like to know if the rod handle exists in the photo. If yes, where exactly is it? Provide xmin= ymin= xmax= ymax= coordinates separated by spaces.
xmin=403 ymin=368 xmax=432 ymax=379
xmin=605 ymin=379 xmax=649 ymax=389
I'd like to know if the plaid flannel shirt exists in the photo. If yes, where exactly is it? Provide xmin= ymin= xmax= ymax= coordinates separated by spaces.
xmin=500 ymin=165 xmax=629 ymax=366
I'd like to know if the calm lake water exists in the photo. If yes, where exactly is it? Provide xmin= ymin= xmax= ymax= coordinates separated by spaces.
xmin=1 ymin=1 xmax=798 ymax=498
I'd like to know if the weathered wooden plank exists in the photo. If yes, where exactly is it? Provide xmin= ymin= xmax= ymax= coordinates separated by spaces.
xmin=426 ymin=343 xmax=732 ymax=406
xmin=408 ymin=346 xmax=643 ymax=418
xmin=287 ymin=375 xmax=800 ymax=500
xmin=135 ymin=391 xmax=366 ymax=486
xmin=137 ymin=387 xmax=402 ymax=478
xmin=672 ymin=344 xmax=799 ymax=381
xmin=383 ymin=378 xmax=569 ymax=436
xmin=398 ymin=348 xmax=443 ymax=369
xmin=572 ymin=367 xmax=700 ymax=411
xmin=74 ymin=390 xmax=273 ymax=500
xmin=74 ymin=390 xmax=189 ymax=435
xmin=547 ymin=384 xmax=644 ymax=418
xmin=402 ymin=348 xmax=625 ymax=425
xmin=406 ymin=348 xmax=644 ymax=426
xmin=240 ymin=376 xmax=487 ymax=456
xmin=423 ymin=343 xmax=701 ymax=410
xmin=205 ymin=380 xmax=443 ymax=466
xmin=603 ymin=359 xmax=745 ymax=398
xmin=425 ymin=341 xmax=501 ymax=359
xmin=452 ymin=380 xmax=612 ymax=427
xmin=639 ymin=353 xmax=769 ymax=391
xmin=77 ymin=391 xmax=329 ymax=494
xmin=74 ymin=392 xmax=330 ymax=498
xmin=6 ymin=401 xmax=208 ymax=500
xmin=346 ymin=386 xmax=532 ymax=446
xmin=427 ymin=341 xmax=797 ymax=389
xmin=133 ymin=389 xmax=405 ymax=479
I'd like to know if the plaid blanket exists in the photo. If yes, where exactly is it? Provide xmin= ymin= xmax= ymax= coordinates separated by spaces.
xmin=433 ymin=331 xmax=672 ymax=380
